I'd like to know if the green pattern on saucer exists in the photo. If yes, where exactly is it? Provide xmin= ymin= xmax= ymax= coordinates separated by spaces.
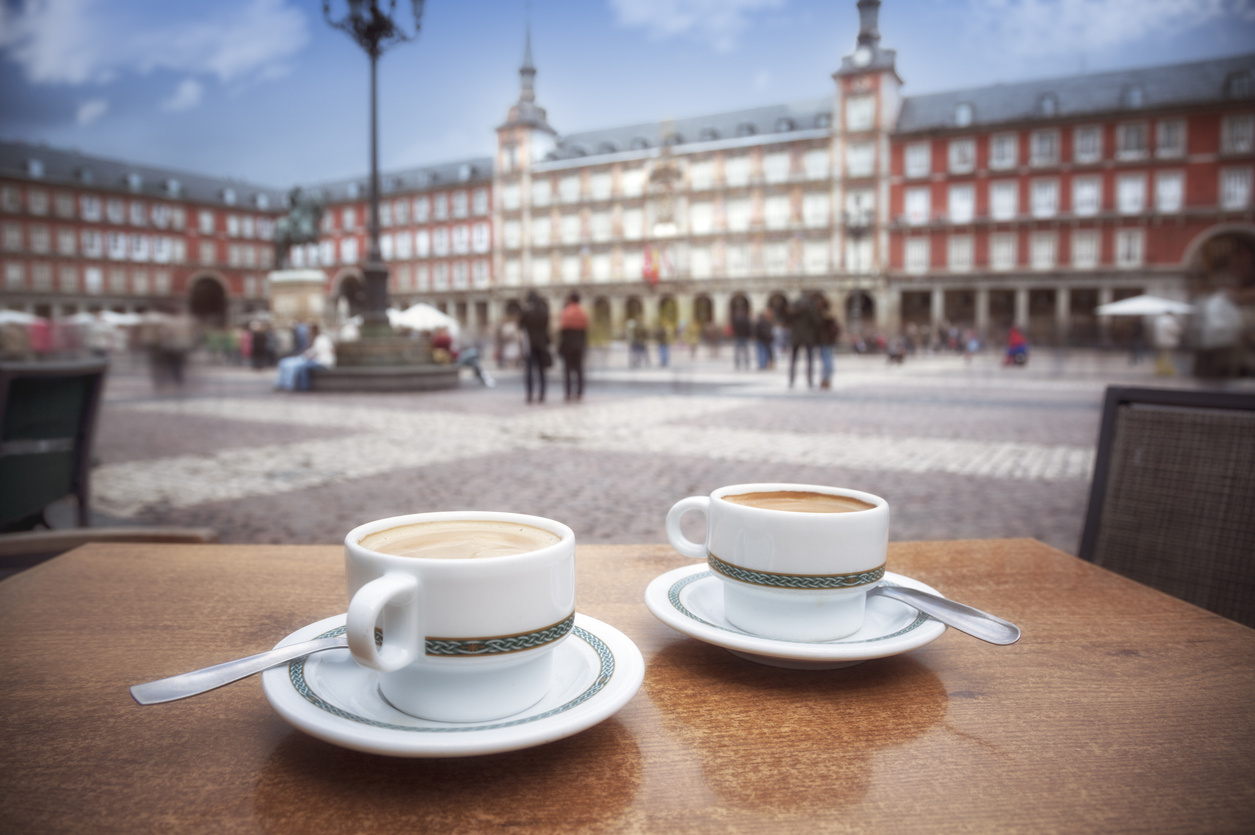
xmin=708 ymin=553 xmax=885 ymax=589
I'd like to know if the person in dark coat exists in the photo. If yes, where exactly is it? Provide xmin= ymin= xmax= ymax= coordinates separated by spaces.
xmin=788 ymin=293 xmax=822 ymax=388
xmin=520 ymin=290 xmax=552 ymax=403
xmin=732 ymin=308 xmax=752 ymax=370
xmin=754 ymin=310 xmax=775 ymax=370
xmin=558 ymin=292 xmax=588 ymax=402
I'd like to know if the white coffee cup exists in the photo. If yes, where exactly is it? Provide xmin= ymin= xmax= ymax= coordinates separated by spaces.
xmin=665 ymin=484 xmax=889 ymax=642
xmin=344 ymin=511 xmax=575 ymax=723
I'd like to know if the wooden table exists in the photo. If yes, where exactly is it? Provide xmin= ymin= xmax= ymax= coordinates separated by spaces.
xmin=2 ymin=539 xmax=1252 ymax=833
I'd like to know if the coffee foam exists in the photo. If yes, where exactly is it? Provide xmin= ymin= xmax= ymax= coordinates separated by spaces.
xmin=721 ymin=490 xmax=875 ymax=514
xmin=359 ymin=519 xmax=561 ymax=560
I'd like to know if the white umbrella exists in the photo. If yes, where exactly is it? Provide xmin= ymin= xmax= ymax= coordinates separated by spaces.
xmin=390 ymin=303 xmax=459 ymax=338
xmin=1094 ymin=295 xmax=1194 ymax=316
xmin=99 ymin=310 xmax=143 ymax=326
xmin=0 ymin=310 xmax=40 ymax=325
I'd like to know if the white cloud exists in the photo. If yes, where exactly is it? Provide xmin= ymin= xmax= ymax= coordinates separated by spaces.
xmin=162 ymin=79 xmax=204 ymax=112
xmin=609 ymin=0 xmax=787 ymax=52
xmin=77 ymin=98 xmax=108 ymax=125
xmin=968 ymin=0 xmax=1255 ymax=56
xmin=0 ymin=0 xmax=309 ymax=85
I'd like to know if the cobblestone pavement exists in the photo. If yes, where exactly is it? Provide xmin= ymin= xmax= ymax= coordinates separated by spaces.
xmin=87 ymin=347 xmax=1253 ymax=555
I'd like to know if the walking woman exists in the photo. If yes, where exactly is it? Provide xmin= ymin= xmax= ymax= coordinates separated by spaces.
xmin=558 ymin=292 xmax=589 ymax=401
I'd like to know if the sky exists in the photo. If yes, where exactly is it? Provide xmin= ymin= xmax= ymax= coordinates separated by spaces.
xmin=1 ymin=0 xmax=1253 ymax=189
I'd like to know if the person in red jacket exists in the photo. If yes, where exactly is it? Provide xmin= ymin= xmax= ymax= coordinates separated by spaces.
xmin=558 ymin=292 xmax=589 ymax=402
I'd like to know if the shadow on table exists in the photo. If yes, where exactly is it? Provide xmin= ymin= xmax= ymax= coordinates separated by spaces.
xmin=252 ymin=716 xmax=640 ymax=833
xmin=645 ymin=637 xmax=947 ymax=813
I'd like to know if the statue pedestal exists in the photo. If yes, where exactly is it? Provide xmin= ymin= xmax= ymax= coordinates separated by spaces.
xmin=312 ymin=334 xmax=460 ymax=392
xmin=266 ymin=270 xmax=327 ymax=326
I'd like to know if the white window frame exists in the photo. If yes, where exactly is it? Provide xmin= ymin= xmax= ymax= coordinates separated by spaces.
xmin=1221 ymin=114 xmax=1254 ymax=154
xmin=1155 ymin=171 xmax=1184 ymax=213
xmin=990 ymin=180 xmax=1018 ymax=221
xmin=904 ymin=142 xmax=930 ymax=178
xmin=948 ymin=138 xmax=976 ymax=175
xmin=1220 ymin=167 xmax=1253 ymax=209
xmin=904 ymin=237 xmax=930 ymax=274
xmin=947 ymin=235 xmax=973 ymax=273
xmin=1074 ymin=126 xmax=1103 ymax=164
xmin=845 ymin=95 xmax=875 ymax=132
xmin=1031 ymin=179 xmax=1059 ymax=219
xmin=1072 ymin=176 xmax=1102 ymax=216
xmin=1030 ymin=232 xmax=1057 ymax=271
xmin=905 ymin=187 xmax=931 ymax=226
xmin=1116 ymin=123 xmax=1149 ymax=160
xmin=847 ymin=142 xmax=875 ymax=178
xmin=1156 ymin=120 xmax=1186 ymax=159
xmin=990 ymin=133 xmax=1018 ymax=170
xmin=1072 ymin=230 xmax=1100 ymax=269
xmin=1117 ymin=174 xmax=1147 ymax=215
xmin=947 ymin=184 xmax=975 ymax=224
xmin=1115 ymin=228 xmax=1145 ymax=267
xmin=990 ymin=233 xmax=1017 ymax=271
xmin=1030 ymin=130 xmax=1059 ymax=167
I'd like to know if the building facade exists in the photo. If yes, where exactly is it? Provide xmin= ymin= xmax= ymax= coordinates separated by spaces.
xmin=2 ymin=0 xmax=1252 ymax=346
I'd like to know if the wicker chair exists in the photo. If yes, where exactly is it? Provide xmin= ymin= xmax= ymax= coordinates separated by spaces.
xmin=1078 ymin=386 xmax=1255 ymax=628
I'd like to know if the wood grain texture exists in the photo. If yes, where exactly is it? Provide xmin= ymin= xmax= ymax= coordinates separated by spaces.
xmin=1 ymin=539 xmax=1252 ymax=834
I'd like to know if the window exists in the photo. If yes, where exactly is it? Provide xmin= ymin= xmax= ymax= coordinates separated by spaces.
xmin=128 ymin=201 xmax=145 ymax=226
xmin=725 ymin=155 xmax=751 ymax=187
xmin=803 ymin=241 xmax=829 ymax=275
xmin=948 ymin=235 xmax=973 ymax=272
xmin=561 ymin=255 xmax=580 ymax=283
xmin=905 ymin=187 xmax=931 ymax=225
xmin=28 ymin=189 xmax=48 ymax=215
xmin=1122 ymin=86 xmax=1144 ymax=109
xmin=560 ymin=214 xmax=580 ymax=244
xmin=452 ymin=191 xmax=468 ymax=218
xmin=990 ymin=133 xmax=1018 ymax=170
xmin=726 ymin=198 xmax=752 ymax=232
xmin=990 ymin=233 xmax=1017 ymax=270
xmin=108 ymin=231 xmax=127 ymax=260
xmin=31 ymin=262 xmax=52 ymax=291
xmin=433 ymin=193 xmax=448 ymax=220
xmin=473 ymin=260 xmax=490 ymax=288
xmin=432 ymin=227 xmax=449 ymax=257
xmin=948 ymin=138 xmax=975 ymax=174
xmin=452 ymin=225 xmax=471 ymax=254
xmin=413 ymin=197 xmax=430 ymax=222
xmin=1030 ymin=232 xmax=1057 ymax=270
xmin=80 ymin=195 xmax=102 ymax=222
xmin=591 ymin=253 xmax=611 ymax=282
xmin=130 ymin=234 xmax=149 ymax=262
xmin=1 ymin=186 xmax=20 ymax=212
xmin=905 ymin=238 xmax=930 ymax=274
xmin=948 ymin=184 xmax=975 ymax=223
xmin=802 ymin=193 xmax=829 ymax=228
xmin=502 ymin=183 xmax=520 ymax=211
xmin=319 ymin=240 xmax=334 ymax=265
xmin=393 ymin=199 xmax=409 ymax=225
xmin=1074 ymin=126 xmax=1103 ymax=163
xmin=1221 ymin=168 xmax=1253 ymax=209
xmin=1155 ymin=171 xmax=1184 ymax=212
xmin=990 ymin=181 xmax=1018 ymax=220
xmin=726 ymin=244 xmax=749 ymax=277
xmin=590 ymin=173 xmax=611 ymax=201
xmin=622 ymin=168 xmax=645 ymax=197
xmin=845 ymin=189 xmax=874 ymax=226
xmin=415 ymin=229 xmax=430 ymax=257
xmin=415 ymin=264 xmax=431 ymax=290
xmin=1031 ymin=179 xmax=1059 ymax=218
xmin=764 ymin=242 xmax=789 ymax=276
xmin=342 ymin=208 xmax=357 ymax=231
xmin=846 ymin=95 xmax=874 ymax=131
xmin=764 ymin=195 xmax=790 ymax=229
xmin=84 ymin=266 xmax=103 ymax=293
xmin=955 ymin=102 xmax=974 ymax=127
xmin=1038 ymin=95 xmax=1057 ymax=118
xmin=1156 ymin=120 xmax=1186 ymax=158
xmin=81 ymin=229 xmax=103 ymax=257
xmin=380 ymin=201 xmax=393 ymax=227
xmin=1072 ymin=176 xmax=1102 ymax=216
xmin=106 ymin=199 xmax=125 ymax=224
xmin=804 ymin=149 xmax=829 ymax=180
xmin=2 ymin=223 xmax=21 ymax=251
xmin=150 ymin=204 xmax=170 ymax=229
xmin=4 ymin=262 xmax=24 ymax=290
xmin=622 ymin=249 xmax=644 ymax=279
xmin=1117 ymin=174 xmax=1146 ymax=214
xmin=503 ymin=260 xmax=520 ymax=286
xmin=395 ymin=230 xmax=413 ymax=259
xmin=688 ymin=160 xmax=713 ymax=191
xmin=1072 ymin=230 xmax=1100 ymax=268
xmin=680 ymin=246 xmax=710 ymax=280
xmin=199 ymin=241 xmax=216 ymax=265
xmin=340 ymin=237 xmax=358 ymax=263
xmin=55 ymin=193 xmax=74 ymax=218
xmin=59 ymin=265 xmax=78 ymax=292
xmin=904 ymin=142 xmax=930 ymax=178
xmin=531 ymin=216 xmax=551 ymax=247
xmin=1030 ymin=130 xmax=1059 ymax=166
xmin=690 ymin=202 xmax=714 ymax=234
xmin=764 ymin=152 xmax=790 ymax=184
xmin=199 ymin=210 xmax=215 ymax=235
xmin=531 ymin=257 xmax=551 ymax=285
xmin=1116 ymin=123 xmax=1148 ymax=160
xmin=559 ymin=176 xmax=580 ymax=204
xmin=847 ymin=142 xmax=875 ymax=178
xmin=433 ymin=263 xmax=450 ymax=290
xmin=845 ymin=237 xmax=872 ymax=273
xmin=588 ymin=211 xmax=610 ymax=242
xmin=57 ymin=228 xmax=76 ymax=255
xmin=622 ymin=209 xmax=643 ymax=240
xmin=227 ymin=215 xmax=241 ymax=237
xmin=1227 ymin=71 xmax=1252 ymax=99
xmin=1115 ymin=228 xmax=1144 ymax=267
xmin=29 ymin=225 xmax=49 ymax=254
xmin=1222 ymin=115 xmax=1254 ymax=153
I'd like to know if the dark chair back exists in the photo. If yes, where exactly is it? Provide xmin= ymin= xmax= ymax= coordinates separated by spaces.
xmin=1079 ymin=386 xmax=1255 ymax=627
xmin=0 ymin=359 xmax=108 ymax=531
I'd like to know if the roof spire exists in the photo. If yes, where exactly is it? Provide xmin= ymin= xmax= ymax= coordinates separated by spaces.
xmin=519 ymin=4 xmax=536 ymax=102
xmin=857 ymin=0 xmax=881 ymax=47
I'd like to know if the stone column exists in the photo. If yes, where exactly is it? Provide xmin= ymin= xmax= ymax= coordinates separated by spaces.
xmin=609 ymin=294 xmax=627 ymax=337
xmin=930 ymin=286 xmax=944 ymax=329
xmin=1097 ymin=286 xmax=1114 ymax=343
xmin=975 ymin=286 xmax=990 ymax=339
xmin=1055 ymin=286 xmax=1070 ymax=344
xmin=711 ymin=291 xmax=732 ymax=328
xmin=877 ymin=288 xmax=899 ymax=335
xmin=1014 ymin=287 xmax=1029 ymax=329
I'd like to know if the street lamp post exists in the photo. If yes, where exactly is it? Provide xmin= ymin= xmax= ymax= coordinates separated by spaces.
xmin=324 ymin=0 xmax=425 ymax=336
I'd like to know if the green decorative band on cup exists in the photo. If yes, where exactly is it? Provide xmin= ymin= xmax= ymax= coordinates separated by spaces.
xmin=425 ymin=612 xmax=575 ymax=657
xmin=708 ymin=553 xmax=885 ymax=590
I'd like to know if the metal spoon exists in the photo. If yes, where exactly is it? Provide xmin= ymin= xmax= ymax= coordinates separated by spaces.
xmin=130 ymin=634 xmax=349 ymax=705
xmin=868 ymin=585 xmax=1021 ymax=645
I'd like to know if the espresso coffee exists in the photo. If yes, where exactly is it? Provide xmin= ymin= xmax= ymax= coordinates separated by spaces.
xmin=722 ymin=490 xmax=875 ymax=514
xmin=360 ymin=520 xmax=560 ymax=560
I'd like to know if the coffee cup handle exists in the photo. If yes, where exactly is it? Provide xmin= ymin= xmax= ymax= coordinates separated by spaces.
xmin=666 ymin=496 xmax=710 ymax=560
xmin=346 ymin=572 xmax=421 ymax=673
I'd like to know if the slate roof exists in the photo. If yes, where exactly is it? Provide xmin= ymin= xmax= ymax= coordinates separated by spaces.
xmin=308 ymin=157 xmax=494 ymax=204
xmin=0 ymin=140 xmax=287 ymax=210
xmin=897 ymin=53 xmax=1255 ymax=134
xmin=547 ymin=97 xmax=833 ymax=161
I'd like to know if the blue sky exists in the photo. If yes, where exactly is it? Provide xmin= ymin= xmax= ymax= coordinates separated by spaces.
xmin=2 ymin=0 xmax=1253 ymax=188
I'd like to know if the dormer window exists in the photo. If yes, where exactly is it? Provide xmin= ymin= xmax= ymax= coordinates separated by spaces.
xmin=775 ymin=117 xmax=795 ymax=133
xmin=663 ymin=134 xmax=682 ymax=146
xmin=458 ymin=164 xmax=472 ymax=181
xmin=815 ymin=113 xmax=831 ymax=129
xmin=1038 ymin=95 xmax=1057 ymax=118
xmin=736 ymin=122 xmax=757 ymax=138
xmin=954 ymin=102 xmax=973 ymax=128
xmin=1227 ymin=71 xmax=1252 ymax=99
xmin=126 ymin=172 xmax=143 ymax=192
xmin=27 ymin=159 xmax=44 ymax=178
xmin=630 ymin=137 xmax=651 ymax=150
xmin=1122 ymin=85 xmax=1144 ymax=109
xmin=598 ymin=141 xmax=618 ymax=154
xmin=698 ymin=128 xmax=718 ymax=142
xmin=255 ymin=193 xmax=270 ymax=210
xmin=346 ymin=183 xmax=360 ymax=200
xmin=221 ymin=187 xmax=237 ymax=205
xmin=78 ymin=167 xmax=94 ymax=184
xmin=165 ymin=179 xmax=181 ymax=197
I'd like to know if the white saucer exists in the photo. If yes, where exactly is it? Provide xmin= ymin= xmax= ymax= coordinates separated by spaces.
xmin=262 ymin=613 xmax=644 ymax=757
xmin=644 ymin=564 xmax=948 ymax=669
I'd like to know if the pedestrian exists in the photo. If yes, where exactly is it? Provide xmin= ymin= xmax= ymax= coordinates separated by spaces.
xmin=275 ymin=323 xmax=335 ymax=391
xmin=655 ymin=321 xmax=672 ymax=368
xmin=558 ymin=292 xmax=588 ymax=401
xmin=520 ymin=290 xmax=552 ymax=403
xmin=754 ymin=310 xmax=774 ymax=370
xmin=1153 ymin=311 xmax=1183 ymax=376
xmin=628 ymin=319 xmax=650 ymax=368
xmin=818 ymin=302 xmax=840 ymax=388
xmin=788 ymin=293 xmax=822 ymax=389
xmin=1003 ymin=325 xmax=1029 ymax=366
xmin=732 ymin=307 xmax=752 ymax=370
